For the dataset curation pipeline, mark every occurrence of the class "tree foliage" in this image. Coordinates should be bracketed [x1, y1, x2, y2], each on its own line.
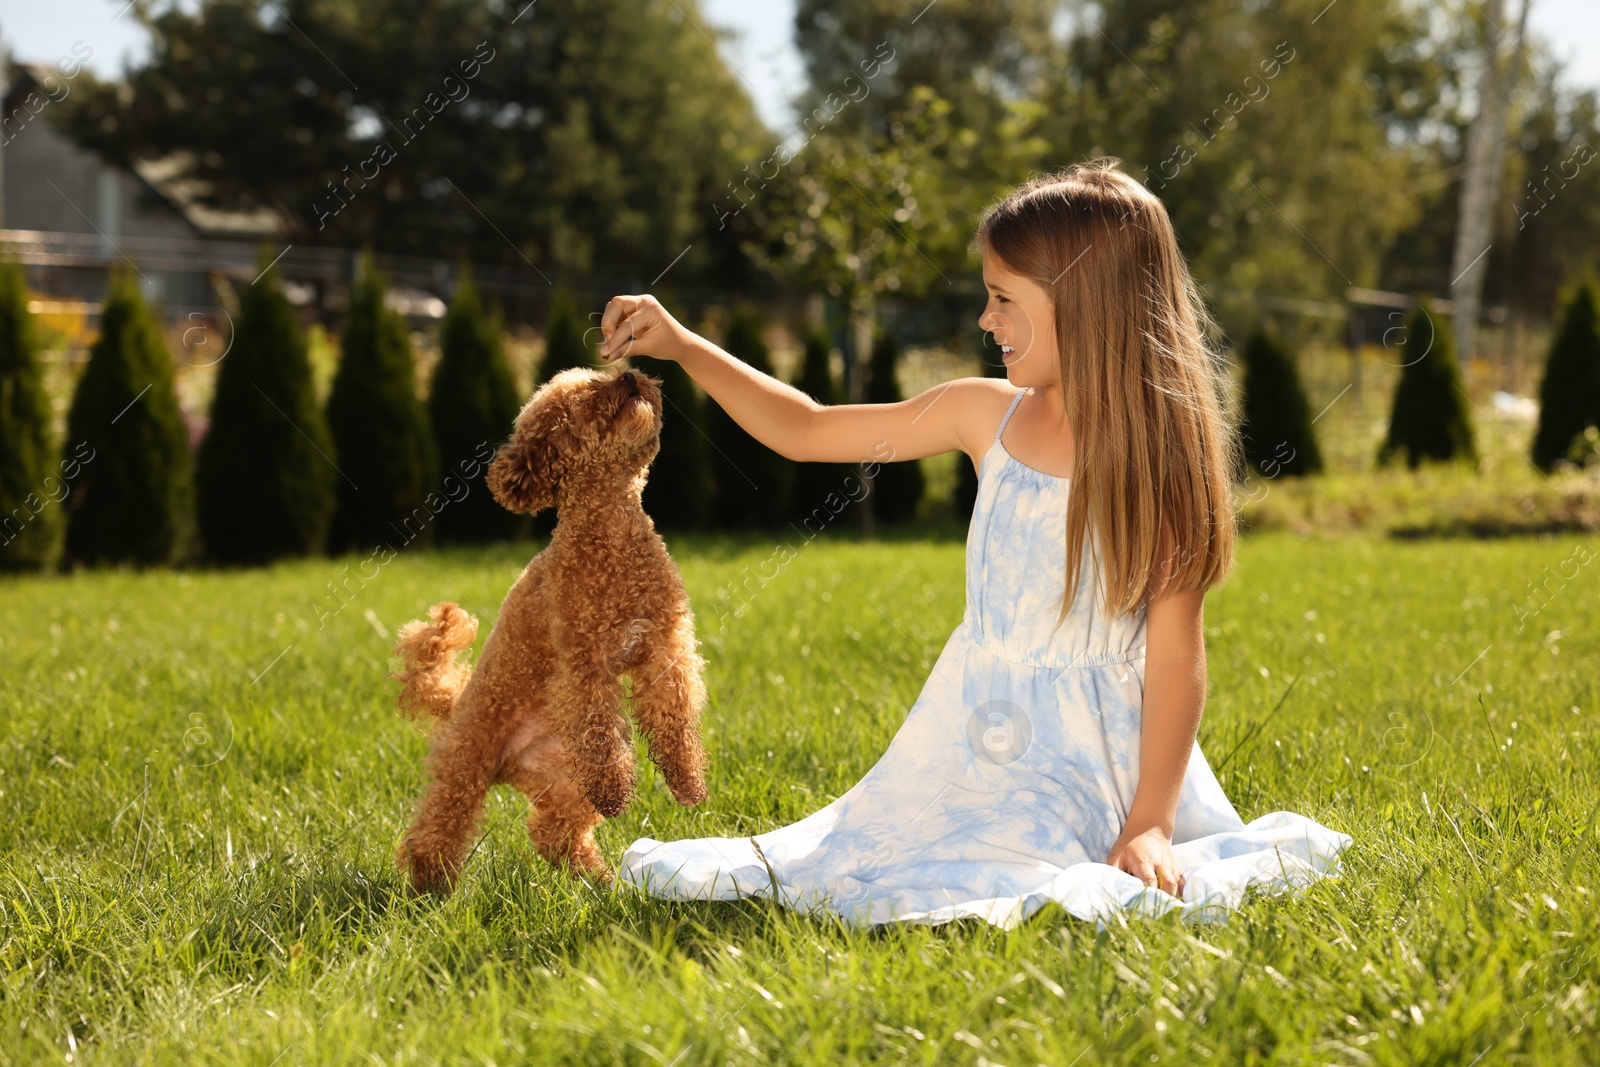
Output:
[787, 327, 854, 524]
[707, 309, 792, 529]
[197, 261, 337, 563]
[793, 0, 1056, 138]
[1531, 273, 1600, 472]
[1036, 0, 1422, 323]
[0, 259, 62, 572]
[63, 271, 194, 566]
[864, 328, 924, 523]
[326, 260, 438, 553]
[537, 292, 596, 383]
[1378, 302, 1477, 469]
[1237, 327, 1323, 479]
[639, 358, 713, 531]
[58, 0, 770, 284]
[429, 266, 526, 543]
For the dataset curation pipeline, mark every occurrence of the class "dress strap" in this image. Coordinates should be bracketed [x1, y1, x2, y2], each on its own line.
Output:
[994, 389, 1026, 443]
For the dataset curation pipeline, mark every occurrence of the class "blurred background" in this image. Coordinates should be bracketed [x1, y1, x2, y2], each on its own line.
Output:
[3, 0, 1600, 569]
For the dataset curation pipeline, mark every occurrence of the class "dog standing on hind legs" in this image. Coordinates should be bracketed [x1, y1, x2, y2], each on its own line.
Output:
[390, 366, 709, 895]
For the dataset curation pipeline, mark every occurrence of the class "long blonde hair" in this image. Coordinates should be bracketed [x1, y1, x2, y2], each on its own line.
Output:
[974, 158, 1239, 623]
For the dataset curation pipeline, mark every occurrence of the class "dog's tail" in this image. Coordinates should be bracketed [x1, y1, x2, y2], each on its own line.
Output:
[391, 601, 478, 721]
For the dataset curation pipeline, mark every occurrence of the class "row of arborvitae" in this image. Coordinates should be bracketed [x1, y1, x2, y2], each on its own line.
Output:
[0, 255, 534, 570]
[1236, 302, 1478, 478]
[1237, 276, 1600, 479]
[197, 257, 541, 565]
[637, 309, 924, 531]
[0, 256, 929, 572]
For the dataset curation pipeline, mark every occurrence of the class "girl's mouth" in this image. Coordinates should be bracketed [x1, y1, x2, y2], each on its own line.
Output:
[1000, 344, 1017, 362]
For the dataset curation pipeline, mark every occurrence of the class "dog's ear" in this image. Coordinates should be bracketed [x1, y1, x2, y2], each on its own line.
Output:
[487, 412, 571, 515]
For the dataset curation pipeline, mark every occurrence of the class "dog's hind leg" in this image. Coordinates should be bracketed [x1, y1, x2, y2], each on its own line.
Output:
[629, 612, 709, 807]
[398, 715, 505, 895]
[506, 735, 610, 882]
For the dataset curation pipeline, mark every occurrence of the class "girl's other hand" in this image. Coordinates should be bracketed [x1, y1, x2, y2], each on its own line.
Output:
[599, 294, 690, 364]
[1106, 824, 1187, 898]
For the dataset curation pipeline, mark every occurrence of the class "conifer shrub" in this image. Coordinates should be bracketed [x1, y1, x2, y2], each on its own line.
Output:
[429, 267, 527, 543]
[786, 327, 854, 526]
[864, 328, 926, 523]
[537, 290, 597, 382]
[707, 308, 793, 529]
[63, 270, 194, 566]
[0, 257, 63, 571]
[1237, 326, 1324, 479]
[1531, 273, 1600, 472]
[196, 261, 336, 564]
[326, 260, 439, 554]
[1377, 302, 1477, 470]
[637, 357, 713, 530]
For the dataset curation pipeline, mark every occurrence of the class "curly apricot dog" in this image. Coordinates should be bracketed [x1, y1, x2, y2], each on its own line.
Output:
[391, 366, 708, 894]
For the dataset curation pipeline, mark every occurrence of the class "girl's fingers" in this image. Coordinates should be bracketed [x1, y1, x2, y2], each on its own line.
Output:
[600, 296, 636, 342]
[599, 298, 641, 359]
[600, 298, 661, 361]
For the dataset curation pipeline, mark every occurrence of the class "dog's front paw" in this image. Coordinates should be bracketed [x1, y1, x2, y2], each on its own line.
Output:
[585, 780, 633, 825]
[668, 773, 708, 807]
[583, 772, 636, 818]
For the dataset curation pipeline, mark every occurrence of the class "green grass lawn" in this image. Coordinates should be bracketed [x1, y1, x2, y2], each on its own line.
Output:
[2, 530, 1596, 1065]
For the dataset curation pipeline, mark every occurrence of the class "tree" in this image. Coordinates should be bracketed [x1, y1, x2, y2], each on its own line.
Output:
[747, 87, 1034, 404]
[1237, 327, 1323, 479]
[1531, 273, 1600, 471]
[63, 270, 194, 566]
[706, 308, 792, 529]
[1449, 0, 1530, 361]
[1038, 0, 1423, 328]
[58, 0, 770, 286]
[429, 266, 526, 543]
[864, 328, 925, 523]
[537, 291, 596, 383]
[639, 358, 713, 531]
[526, 290, 596, 538]
[1377, 301, 1477, 469]
[1499, 81, 1600, 319]
[197, 260, 337, 564]
[792, 0, 1056, 138]
[787, 327, 854, 524]
[0, 258, 62, 572]
[326, 259, 438, 554]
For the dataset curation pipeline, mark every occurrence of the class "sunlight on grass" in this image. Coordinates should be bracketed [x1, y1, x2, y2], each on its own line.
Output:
[2, 531, 1596, 1064]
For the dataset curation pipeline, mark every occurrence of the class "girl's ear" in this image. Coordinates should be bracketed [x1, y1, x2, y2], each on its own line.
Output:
[487, 414, 569, 515]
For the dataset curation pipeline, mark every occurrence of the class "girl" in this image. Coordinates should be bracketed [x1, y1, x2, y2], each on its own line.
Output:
[597, 159, 1351, 927]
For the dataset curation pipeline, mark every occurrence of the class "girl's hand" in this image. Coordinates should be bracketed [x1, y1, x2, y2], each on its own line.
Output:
[599, 294, 692, 364]
[1106, 824, 1187, 897]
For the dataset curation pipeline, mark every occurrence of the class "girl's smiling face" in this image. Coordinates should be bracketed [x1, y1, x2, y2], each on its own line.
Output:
[978, 245, 1061, 390]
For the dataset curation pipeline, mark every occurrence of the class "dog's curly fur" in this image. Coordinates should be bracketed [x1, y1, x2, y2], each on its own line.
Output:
[391, 366, 709, 895]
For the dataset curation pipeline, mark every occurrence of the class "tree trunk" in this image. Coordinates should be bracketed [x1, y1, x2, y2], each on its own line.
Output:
[1450, 0, 1531, 362]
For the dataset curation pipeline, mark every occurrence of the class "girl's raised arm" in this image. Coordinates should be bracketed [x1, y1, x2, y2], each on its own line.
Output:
[599, 294, 1010, 468]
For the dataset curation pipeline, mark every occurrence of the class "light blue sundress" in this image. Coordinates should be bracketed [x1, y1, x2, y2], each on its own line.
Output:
[620, 387, 1353, 927]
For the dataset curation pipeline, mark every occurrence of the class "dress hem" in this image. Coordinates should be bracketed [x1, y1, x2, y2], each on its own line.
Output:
[617, 812, 1354, 931]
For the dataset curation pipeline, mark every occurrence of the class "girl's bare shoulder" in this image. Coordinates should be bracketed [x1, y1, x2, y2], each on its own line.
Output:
[937, 377, 1025, 460]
